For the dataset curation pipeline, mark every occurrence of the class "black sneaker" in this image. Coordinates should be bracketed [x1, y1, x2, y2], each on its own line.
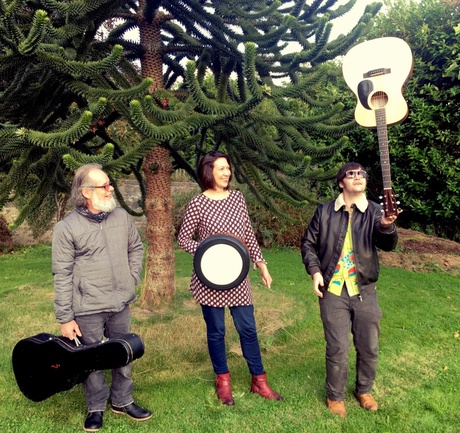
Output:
[111, 403, 152, 421]
[83, 411, 103, 432]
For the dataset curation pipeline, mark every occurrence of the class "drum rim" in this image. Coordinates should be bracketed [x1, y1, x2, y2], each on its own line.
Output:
[193, 234, 250, 290]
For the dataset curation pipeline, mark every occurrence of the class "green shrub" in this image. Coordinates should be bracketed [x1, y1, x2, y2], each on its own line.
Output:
[172, 186, 200, 239]
[244, 193, 316, 248]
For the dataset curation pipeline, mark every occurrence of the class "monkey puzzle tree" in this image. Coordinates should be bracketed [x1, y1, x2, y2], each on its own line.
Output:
[0, 0, 381, 306]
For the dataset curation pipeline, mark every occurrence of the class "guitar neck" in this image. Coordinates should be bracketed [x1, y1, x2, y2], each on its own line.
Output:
[375, 107, 393, 190]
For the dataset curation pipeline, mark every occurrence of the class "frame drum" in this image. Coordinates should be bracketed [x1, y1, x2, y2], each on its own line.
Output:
[193, 234, 250, 290]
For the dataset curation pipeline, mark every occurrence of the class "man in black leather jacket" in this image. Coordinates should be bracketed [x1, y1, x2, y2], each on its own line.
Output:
[301, 162, 398, 418]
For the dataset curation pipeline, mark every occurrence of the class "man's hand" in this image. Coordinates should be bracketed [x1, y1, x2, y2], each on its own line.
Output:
[60, 320, 82, 340]
[312, 272, 324, 298]
[381, 213, 398, 227]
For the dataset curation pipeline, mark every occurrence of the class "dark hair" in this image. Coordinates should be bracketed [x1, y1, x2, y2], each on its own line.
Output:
[198, 151, 233, 190]
[70, 163, 102, 207]
[336, 162, 365, 189]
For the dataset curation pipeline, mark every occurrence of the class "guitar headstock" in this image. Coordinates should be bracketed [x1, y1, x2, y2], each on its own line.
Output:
[381, 189, 401, 218]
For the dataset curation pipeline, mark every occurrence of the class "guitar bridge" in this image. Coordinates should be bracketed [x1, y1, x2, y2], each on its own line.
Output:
[363, 68, 391, 78]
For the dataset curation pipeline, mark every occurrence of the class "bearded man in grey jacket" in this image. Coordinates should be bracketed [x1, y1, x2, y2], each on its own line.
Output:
[52, 164, 151, 432]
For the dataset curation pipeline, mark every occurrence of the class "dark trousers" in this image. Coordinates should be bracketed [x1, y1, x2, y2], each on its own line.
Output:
[76, 306, 133, 412]
[319, 286, 382, 401]
[201, 305, 264, 376]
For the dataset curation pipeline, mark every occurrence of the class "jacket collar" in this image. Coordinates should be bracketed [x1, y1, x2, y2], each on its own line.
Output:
[334, 192, 368, 213]
[76, 206, 109, 223]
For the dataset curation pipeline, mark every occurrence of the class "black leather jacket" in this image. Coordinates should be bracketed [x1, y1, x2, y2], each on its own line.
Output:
[300, 198, 398, 292]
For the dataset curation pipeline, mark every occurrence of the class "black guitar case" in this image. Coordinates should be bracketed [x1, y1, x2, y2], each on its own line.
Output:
[12, 332, 144, 402]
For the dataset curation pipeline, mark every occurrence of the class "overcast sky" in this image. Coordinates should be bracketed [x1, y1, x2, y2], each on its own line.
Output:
[330, 0, 379, 39]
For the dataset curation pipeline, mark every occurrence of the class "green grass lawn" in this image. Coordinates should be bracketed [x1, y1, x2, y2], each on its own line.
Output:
[0, 244, 459, 432]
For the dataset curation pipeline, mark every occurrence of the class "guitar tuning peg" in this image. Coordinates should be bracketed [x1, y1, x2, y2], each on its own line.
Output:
[396, 201, 400, 205]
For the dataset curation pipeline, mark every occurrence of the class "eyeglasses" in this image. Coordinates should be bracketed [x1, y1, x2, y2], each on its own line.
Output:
[344, 170, 367, 179]
[89, 182, 112, 191]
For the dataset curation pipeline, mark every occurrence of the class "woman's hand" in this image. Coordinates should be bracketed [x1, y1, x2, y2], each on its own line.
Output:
[257, 261, 272, 288]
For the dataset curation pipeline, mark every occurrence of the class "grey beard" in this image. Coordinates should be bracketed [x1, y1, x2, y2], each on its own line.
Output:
[92, 195, 117, 213]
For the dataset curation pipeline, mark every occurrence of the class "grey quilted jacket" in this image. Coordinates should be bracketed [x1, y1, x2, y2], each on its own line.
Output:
[52, 207, 143, 324]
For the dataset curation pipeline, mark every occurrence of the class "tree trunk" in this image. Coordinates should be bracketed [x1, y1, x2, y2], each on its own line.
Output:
[141, 146, 175, 306]
[0, 214, 13, 250]
[138, 6, 175, 307]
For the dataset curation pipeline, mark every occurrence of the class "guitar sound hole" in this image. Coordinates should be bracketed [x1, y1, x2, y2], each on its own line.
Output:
[370, 91, 388, 109]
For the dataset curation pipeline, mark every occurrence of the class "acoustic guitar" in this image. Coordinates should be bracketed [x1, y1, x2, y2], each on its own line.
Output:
[12, 332, 144, 402]
[342, 37, 413, 217]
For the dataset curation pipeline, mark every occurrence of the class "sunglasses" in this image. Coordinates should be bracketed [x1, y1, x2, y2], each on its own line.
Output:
[344, 170, 367, 179]
[90, 182, 113, 191]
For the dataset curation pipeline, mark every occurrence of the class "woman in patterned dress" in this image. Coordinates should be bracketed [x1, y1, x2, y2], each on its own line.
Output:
[178, 151, 283, 405]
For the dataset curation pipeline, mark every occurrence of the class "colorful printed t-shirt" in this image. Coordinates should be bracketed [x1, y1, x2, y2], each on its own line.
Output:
[328, 210, 360, 297]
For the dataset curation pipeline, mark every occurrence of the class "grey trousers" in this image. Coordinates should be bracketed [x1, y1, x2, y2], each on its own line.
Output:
[319, 286, 382, 401]
[76, 305, 134, 412]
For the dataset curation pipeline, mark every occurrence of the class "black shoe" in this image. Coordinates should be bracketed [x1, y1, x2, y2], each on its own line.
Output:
[83, 411, 103, 432]
[111, 402, 152, 421]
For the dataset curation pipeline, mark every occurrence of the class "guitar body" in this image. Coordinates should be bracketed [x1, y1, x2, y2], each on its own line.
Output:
[342, 37, 413, 128]
[342, 37, 413, 217]
[12, 333, 144, 402]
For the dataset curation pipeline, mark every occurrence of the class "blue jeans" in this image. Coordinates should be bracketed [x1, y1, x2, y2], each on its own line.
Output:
[319, 286, 382, 401]
[76, 306, 134, 412]
[201, 305, 264, 376]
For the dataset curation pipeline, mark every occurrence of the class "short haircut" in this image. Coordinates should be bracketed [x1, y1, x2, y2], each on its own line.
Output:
[198, 151, 233, 190]
[70, 163, 102, 208]
[336, 162, 365, 189]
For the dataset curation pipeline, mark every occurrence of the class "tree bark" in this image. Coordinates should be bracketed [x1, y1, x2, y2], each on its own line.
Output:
[138, 6, 175, 306]
[141, 146, 175, 306]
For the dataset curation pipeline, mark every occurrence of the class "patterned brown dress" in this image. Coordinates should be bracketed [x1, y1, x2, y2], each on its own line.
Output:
[178, 190, 266, 307]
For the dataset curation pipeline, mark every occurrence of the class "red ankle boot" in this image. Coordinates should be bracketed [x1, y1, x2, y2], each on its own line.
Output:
[215, 372, 234, 405]
[250, 372, 283, 401]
